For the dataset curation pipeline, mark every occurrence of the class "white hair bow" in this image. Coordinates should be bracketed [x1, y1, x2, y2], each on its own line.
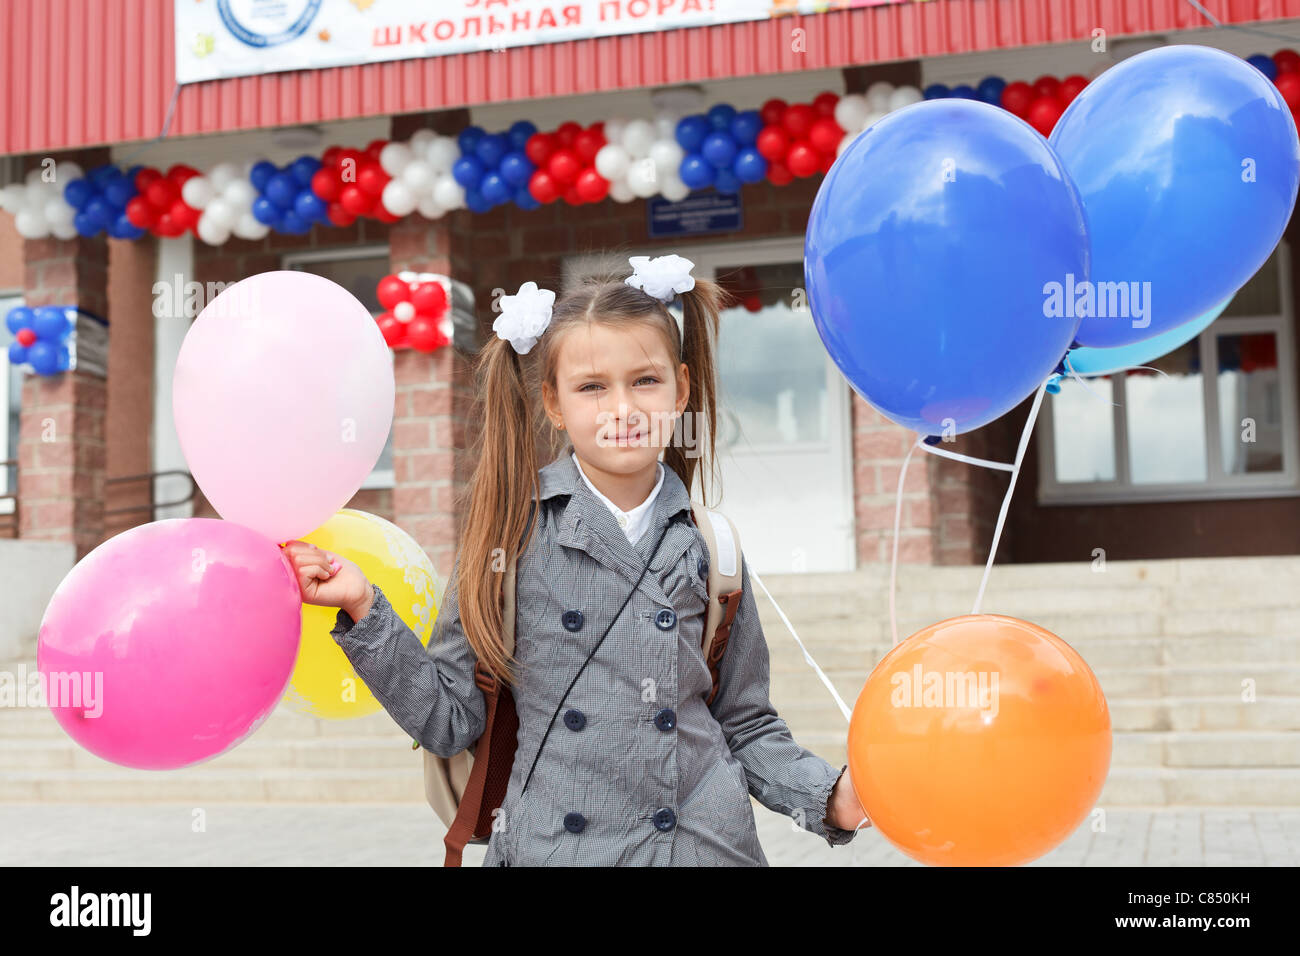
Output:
[493, 281, 556, 354]
[625, 254, 696, 302]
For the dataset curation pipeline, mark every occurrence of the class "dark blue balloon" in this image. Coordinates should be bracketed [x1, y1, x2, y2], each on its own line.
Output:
[73, 211, 100, 237]
[508, 120, 538, 151]
[676, 116, 709, 152]
[708, 103, 737, 131]
[7, 342, 27, 365]
[279, 209, 311, 234]
[458, 126, 486, 154]
[1247, 53, 1278, 81]
[950, 84, 977, 99]
[125, 164, 144, 181]
[679, 153, 715, 189]
[28, 341, 60, 376]
[733, 147, 767, 183]
[112, 213, 145, 239]
[498, 151, 534, 187]
[5, 307, 34, 334]
[103, 177, 136, 209]
[83, 197, 113, 229]
[464, 188, 492, 214]
[56, 344, 70, 372]
[452, 155, 486, 189]
[250, 161, 278, 191]
[923, 83, 950, 99]
[805, 98, 1090, 435]
[514, 186, 541, 210]
[33, 306, 69, 341]
[63, 179, 94, 209]
[1050, 45, 1300, 347]
[290, 156, 322, 187]
[701, 132, 738, 169]
[977, 75, 1007, 104]
[252, 196, 280, 225]
[730, 110, 763, 147]
[713, 169, 741, 194]
[265, 172, 298, 210]
[294, 190, 327, 222]
[475, 133, 509, 169]
[87, 165, 118, 187]
[479, 171, 511, 205]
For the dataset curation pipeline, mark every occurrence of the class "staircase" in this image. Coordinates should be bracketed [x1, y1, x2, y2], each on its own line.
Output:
[1, 555, 1297, 805]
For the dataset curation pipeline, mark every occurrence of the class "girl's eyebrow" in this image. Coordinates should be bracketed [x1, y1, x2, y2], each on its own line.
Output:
[567, 364, 663, 383]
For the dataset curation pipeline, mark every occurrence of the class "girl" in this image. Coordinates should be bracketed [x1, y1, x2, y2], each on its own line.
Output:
[281, 253, 869, 866]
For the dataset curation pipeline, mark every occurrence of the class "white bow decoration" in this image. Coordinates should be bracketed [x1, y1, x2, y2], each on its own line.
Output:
[493, 281, 556, 354]
[625, 254, 696, 302]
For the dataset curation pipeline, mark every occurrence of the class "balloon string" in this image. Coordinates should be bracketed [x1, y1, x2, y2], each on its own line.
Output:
[890, 437, 921, 648]
[916, 441, 1015, 472]
[1060, 352, 1172, 408]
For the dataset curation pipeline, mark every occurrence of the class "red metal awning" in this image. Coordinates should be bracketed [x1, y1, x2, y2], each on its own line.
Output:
[3, 0, 1299, 156]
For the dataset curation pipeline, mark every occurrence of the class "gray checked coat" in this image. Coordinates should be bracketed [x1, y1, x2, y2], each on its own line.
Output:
[330, 442, 858, 865]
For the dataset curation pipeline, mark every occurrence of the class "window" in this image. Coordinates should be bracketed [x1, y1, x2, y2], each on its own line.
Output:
[1039, 245, 1300, 504]
[284, 249, 394, 489]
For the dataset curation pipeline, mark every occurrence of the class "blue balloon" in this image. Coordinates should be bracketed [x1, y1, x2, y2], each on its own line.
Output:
[1049, 44, 1300, 348]
[730, 110, 763, 146]
[480, 171, 511, 204]
[805, 98, 1091, 436]
[112, 213, 145, 239]
[923, 83, 950, 99]
[250, 161, 278, 191]
[56, 344, 70, 372]
[290, 156, 321, 186]
[977, 75, 1007, 104]
[701, 131, 738, 169]
[279, 210, 310, 234]
[73, 211, 100, 237]
[708, 103, 737, 131]
[33, 306, 70, 340]
[498, 151, 533, 187]
[28, 341, 60, 376]
[676, 116, 709, 152]
[7, 342, 27, 365]
[103, 177, 136, 209]
[1247, 53, 1278, 82]
[464, 188, 493, 214]
[265, 172, 299, 210]
[87, 165, 118, 187]
[458, 126, 486, 154]
[950, 84, 977, 99]
[714, 168, 741, 194]
[733, 147, 767, 183]
[294, 190, 327, 222]
[508, 120, 538, 151]
[83, 197, 113, 229]
[5, 307, 34, 333]
[252, 196, 280, 225]
[514, 186, 541, 210]
[475, 133, 509, 168]
[452, 155, 486, 189]
[63, 178, 94, 209]
[679, 153, 715, 189]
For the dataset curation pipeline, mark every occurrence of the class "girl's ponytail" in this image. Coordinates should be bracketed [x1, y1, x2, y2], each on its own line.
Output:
[666, 278, 725, 509]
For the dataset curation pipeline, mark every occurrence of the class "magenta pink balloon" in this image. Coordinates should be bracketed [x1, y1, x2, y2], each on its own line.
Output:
[172, 270, 396, 543]
[37, 519, 303, 770]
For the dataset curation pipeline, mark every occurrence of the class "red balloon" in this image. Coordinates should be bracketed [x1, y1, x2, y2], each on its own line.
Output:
[742, 293, 762, 313]
[808, 117, 844, 155]
[548, 148, 582, 185]
[573, 128, 605, 164]
[563, 182, 584, 205]
[589, 121, 605, 138]
[326, 202, 355, 227]
[125, 196, 158, 228]
[554, 121, 582, 148]
[529, 169, 560, 204]
[782, 103, 816, 139]
[525, 132, 556, 167]
[767, 159, 793, 186]
[311, 167, 343, 202]
[1000, 81, 1034, 118]
[377, 275, 412, 311]
[377, 313, 406, 348]
[786, 140, 820, 178]
[337, 147, 365, 167]
[357, 161, 388, 196]
[406, 315, 444, 352]
[812, 91, 839, 116]
[154, 211, 183, 237]
[322, 145, 344, 166]
[575, 168, 610, 203]
[339, 184, 374, 216]
[1275, 73, 1300, 111]
[372, 205, 401, 223]
[1026, 95, 1064, 136]
[1276, 49, 1300, 74]
[818, 150, 836, 174]
[365, 139, 388, 160]
[1032, 75, 1060, 100]
[760, 98, 788, 126]
[146, 178, 179, 209]
[169, 199, 199, 230]
[411, 281, 448, 317]
[133, 167, 162, 195]
[16, 328, 36, 347]
[167, 164, 199, 185]
[755, 125, 790, 161]
[1059, 74, 1088, 105]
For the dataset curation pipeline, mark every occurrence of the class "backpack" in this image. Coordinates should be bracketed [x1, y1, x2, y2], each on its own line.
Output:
[419, 501, 744, 867]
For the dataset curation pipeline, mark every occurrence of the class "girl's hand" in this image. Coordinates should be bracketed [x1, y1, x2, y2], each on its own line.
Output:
[826, 765, 872, 832]
[279, 541, 374, 622]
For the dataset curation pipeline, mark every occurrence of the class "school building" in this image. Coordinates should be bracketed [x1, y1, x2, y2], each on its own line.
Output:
[1, 0, 1298, 817]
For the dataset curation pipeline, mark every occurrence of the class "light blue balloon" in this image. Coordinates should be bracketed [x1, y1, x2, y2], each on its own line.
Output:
[1049, 45, 1300, 349]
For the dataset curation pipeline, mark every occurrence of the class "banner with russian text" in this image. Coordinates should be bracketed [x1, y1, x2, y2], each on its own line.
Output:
[174, 0, 932, 85]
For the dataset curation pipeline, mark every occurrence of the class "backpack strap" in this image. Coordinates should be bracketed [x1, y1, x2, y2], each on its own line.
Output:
[441, 500, 534, 867]
[689, 504, 744, 708]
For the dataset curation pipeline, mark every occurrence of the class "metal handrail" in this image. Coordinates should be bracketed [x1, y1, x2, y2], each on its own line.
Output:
[104, 469, 197, 522]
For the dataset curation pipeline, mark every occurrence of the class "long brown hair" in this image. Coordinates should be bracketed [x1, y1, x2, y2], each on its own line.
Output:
[452, 269, 727, 687]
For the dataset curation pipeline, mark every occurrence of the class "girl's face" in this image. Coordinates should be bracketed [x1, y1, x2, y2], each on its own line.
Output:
[543, 319, 689, 476]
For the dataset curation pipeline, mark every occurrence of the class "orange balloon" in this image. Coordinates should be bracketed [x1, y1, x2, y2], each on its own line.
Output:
[848, 614, 1110, 866]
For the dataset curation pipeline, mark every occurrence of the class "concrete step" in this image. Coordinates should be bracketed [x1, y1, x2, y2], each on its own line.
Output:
[0, 768, 427, 803]
[0, 736, 416, 771]
[0, 702, 408, 740]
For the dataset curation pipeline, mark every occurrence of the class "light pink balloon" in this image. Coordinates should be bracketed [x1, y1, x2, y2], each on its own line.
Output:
[37, 519, 303, 770]
[173, 270, 395, 543]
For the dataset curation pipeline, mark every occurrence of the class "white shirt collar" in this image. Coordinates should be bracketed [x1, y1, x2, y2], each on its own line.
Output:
[571, 452, 665, 545]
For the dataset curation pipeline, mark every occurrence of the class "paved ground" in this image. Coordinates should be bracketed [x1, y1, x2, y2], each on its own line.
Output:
[3, 803, 1298, 866]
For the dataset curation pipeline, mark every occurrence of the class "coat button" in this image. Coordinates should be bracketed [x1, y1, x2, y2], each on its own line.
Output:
[564, 708, 586, 731]
[563, 811, 587, 834]
[654, 608, 676, 630]
[654, 708, 676, 731]
[562, 609, 584, 631]
[697, 556, 708, 579]
[653, 807, 677, 831]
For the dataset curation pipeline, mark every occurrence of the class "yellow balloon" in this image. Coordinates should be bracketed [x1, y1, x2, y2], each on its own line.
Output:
[284, 508, 443, 719]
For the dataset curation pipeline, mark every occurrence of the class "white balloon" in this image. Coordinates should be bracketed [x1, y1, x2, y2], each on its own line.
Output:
[181, 176, 215, 209]
[401, 159, 434, 192]
[432, 174, 464, 209]
[382, 180, 417, 217]
[380, 142, 413, 176]
[834, 93, 870, 133]
[43, 196, 75, 228]
[888, 85, 923, 111]
[660, 176, 691, 203]
[866, 81, 895, 112]
[51, 221, 79, 240]
[15, 209, 46, 237]
[24, 184, 52, 213]
[223, 178, 256, 208]
[594, 143, 631, 181]
[205, 198, 239, 230]
[196, 214, 231, 246]
[654, 111, 681, 140]
[25, 167, 45, 187]
[426, 136, 460, 172]
[626, 158, 659, 198]
[54, 161, 84, 185]
[608, 179, 636, 203]
[621, 119, 656, 159]
[234, 211, 269, 240]
[416, 195, 445, 220]
[208, 162, 238, 192]
[860, 110, 889, 133]
[603, 117, 628, 148]
[0, 184, 24, 212]
[394, 302, 416, 321]
[649, 139, 684, 174]
[409, 129, 436, 153]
